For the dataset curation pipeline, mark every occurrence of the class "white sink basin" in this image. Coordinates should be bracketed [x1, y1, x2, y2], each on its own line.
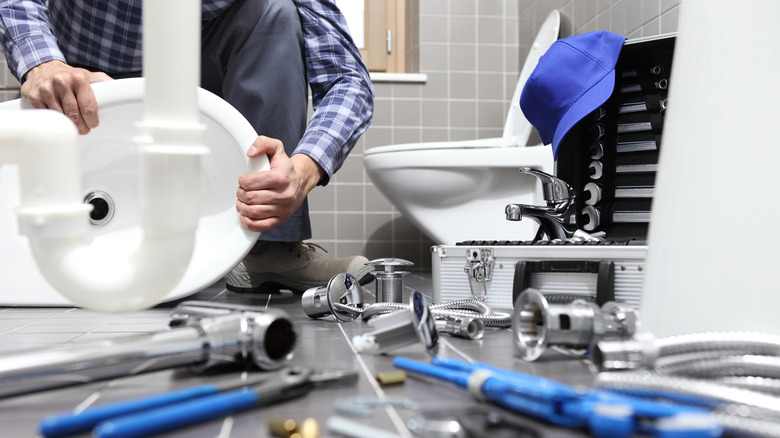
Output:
[0, 78, 265, 306]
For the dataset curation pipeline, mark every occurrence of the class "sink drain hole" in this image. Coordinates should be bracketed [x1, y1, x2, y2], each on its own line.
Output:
[83, 191, 115, 226]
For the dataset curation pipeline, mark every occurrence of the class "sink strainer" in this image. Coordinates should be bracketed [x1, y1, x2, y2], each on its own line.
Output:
[83, 190, 115, 226]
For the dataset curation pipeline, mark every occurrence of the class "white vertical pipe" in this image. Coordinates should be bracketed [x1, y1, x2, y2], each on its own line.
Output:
[640, 0, 780, 336]
[142, 0, 200, 124]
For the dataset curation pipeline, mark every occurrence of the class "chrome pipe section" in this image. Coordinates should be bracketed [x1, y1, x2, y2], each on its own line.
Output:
[168, 301, 297, 371]
[513, 288, 638, 361]
[0, 328, 205, 399]
[0, 301, 296, 399]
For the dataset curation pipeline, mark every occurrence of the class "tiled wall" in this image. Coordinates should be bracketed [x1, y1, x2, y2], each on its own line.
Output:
[0, 0, 681, 271]
[0, 59, 20, 101]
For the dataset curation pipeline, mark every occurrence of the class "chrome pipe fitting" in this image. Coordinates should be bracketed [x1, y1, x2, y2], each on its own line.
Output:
[0, 301, 296, 399]
[593, 333, 659, 371]
[366, 258, 413, 303]
[301, 285, 331, 318]
[352, 290, 439, 356]
[301, 272, 365, 321]
[435, 316, 484, 340]
[512, 288, 638, 361]
[169, 301, 296, 371]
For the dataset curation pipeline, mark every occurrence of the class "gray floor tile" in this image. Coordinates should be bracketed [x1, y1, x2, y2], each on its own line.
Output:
[0, 273, 595, 437]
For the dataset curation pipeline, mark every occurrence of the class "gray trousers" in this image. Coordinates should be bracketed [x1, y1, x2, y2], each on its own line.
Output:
[201, 0, 310, 244]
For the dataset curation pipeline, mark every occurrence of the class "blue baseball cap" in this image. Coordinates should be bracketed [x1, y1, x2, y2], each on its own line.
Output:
[520, 31, 626, 159]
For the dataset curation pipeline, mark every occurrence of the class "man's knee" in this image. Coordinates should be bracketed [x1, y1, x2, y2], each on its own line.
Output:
[263, 0, 299, 20]
[240, 0, 301, 34]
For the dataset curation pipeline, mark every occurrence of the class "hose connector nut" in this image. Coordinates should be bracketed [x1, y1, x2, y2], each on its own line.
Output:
[594, 332, 658, 372]
[436, 316, 485, 340]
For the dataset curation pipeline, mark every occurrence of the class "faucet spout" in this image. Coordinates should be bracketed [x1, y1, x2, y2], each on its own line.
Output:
[505, 168, 578, 240]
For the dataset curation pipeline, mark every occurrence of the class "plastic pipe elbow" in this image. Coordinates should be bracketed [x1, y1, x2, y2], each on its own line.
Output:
[4, 110, 91, 237]
[26, 234, 197, 313]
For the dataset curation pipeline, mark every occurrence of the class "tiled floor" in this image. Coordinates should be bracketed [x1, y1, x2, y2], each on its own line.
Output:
[0, 273, 594, 438]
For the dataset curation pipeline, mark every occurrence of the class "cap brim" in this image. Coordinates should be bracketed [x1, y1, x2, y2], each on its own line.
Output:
[551, 69, 616, 159]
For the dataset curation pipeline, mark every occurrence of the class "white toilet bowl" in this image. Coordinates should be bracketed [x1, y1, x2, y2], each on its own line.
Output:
[364, 11, 560, 245]
[0, 78, 263, 306]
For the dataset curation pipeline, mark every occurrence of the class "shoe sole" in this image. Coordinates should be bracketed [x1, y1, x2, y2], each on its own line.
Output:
[226, 270, 375, 295]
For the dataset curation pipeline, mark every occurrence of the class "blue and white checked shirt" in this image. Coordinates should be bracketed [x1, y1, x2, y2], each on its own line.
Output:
[0, 0, 373, 182]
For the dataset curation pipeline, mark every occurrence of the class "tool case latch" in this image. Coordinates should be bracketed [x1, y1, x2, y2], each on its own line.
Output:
[463, 248, 494, 300]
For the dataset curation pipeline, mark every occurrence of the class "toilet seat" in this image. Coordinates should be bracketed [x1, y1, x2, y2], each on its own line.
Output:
[365, 9, 561, 159]
[365, 137, 519, 155]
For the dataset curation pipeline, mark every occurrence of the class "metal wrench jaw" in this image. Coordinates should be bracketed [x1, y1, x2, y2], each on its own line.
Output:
[307, 368, 360, 389]
[246, 367, 314, 406]
[251, 367, 359, 406]
[505, 168, 578, 240]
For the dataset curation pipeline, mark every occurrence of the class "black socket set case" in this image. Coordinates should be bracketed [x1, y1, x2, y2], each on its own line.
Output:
[432, 34, 675, 311]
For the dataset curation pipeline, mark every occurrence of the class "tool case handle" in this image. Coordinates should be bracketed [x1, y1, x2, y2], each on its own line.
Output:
[512, 260, 615, 306]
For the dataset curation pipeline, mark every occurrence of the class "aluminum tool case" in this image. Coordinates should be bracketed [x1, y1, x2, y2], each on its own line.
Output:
[432, 243, 647, 311]
[432, 34, 675, 311]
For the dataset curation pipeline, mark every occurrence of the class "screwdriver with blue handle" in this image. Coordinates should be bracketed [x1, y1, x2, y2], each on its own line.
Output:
[39, 367, 356, 438]
[393, 357, 723, 438]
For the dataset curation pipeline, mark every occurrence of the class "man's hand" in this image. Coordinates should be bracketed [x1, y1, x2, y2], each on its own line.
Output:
[21, 60, 113, 135]
[237, 136, 326, 232]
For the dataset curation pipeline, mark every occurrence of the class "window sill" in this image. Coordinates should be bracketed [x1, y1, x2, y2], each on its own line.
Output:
[369, 72, 427, 83]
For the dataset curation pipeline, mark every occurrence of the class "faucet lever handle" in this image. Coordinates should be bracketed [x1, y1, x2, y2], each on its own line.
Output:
[518, 167, 575, 204]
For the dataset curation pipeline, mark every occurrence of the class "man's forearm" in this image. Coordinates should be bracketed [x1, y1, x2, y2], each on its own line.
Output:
[291, 152, 327, 194]
[294, 0, 374, 185]
[0, 0, 64, 82]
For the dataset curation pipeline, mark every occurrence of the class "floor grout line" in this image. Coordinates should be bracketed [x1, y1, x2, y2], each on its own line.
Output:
[217, 416, 234, 438]
[337, 323, 411, 438]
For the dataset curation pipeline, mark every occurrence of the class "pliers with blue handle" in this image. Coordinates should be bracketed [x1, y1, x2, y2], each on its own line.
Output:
[394, 356, 724, 438]
[39, 366, 357, 438]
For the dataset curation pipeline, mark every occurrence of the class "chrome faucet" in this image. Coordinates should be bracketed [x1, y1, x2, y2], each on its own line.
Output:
[505, 167, 578, 240]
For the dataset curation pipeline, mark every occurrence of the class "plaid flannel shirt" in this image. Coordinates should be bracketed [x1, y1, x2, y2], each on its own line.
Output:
[0, 0, 372, 181]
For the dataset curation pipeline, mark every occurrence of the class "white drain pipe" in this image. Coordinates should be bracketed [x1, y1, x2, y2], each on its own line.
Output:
[0, 0, 207, 313]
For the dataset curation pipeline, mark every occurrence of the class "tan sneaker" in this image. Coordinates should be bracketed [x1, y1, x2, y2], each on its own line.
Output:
[225, 242, 375, 294]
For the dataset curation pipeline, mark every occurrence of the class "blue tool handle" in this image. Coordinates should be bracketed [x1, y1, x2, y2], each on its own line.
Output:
[39, 385, 219, 437]
[92, 387, 260, 438]
[432, 357, 579, 397]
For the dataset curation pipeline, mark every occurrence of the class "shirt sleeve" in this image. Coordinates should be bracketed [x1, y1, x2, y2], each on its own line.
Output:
[0, 0, 65, 82]
[294, 0, 374, 186]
